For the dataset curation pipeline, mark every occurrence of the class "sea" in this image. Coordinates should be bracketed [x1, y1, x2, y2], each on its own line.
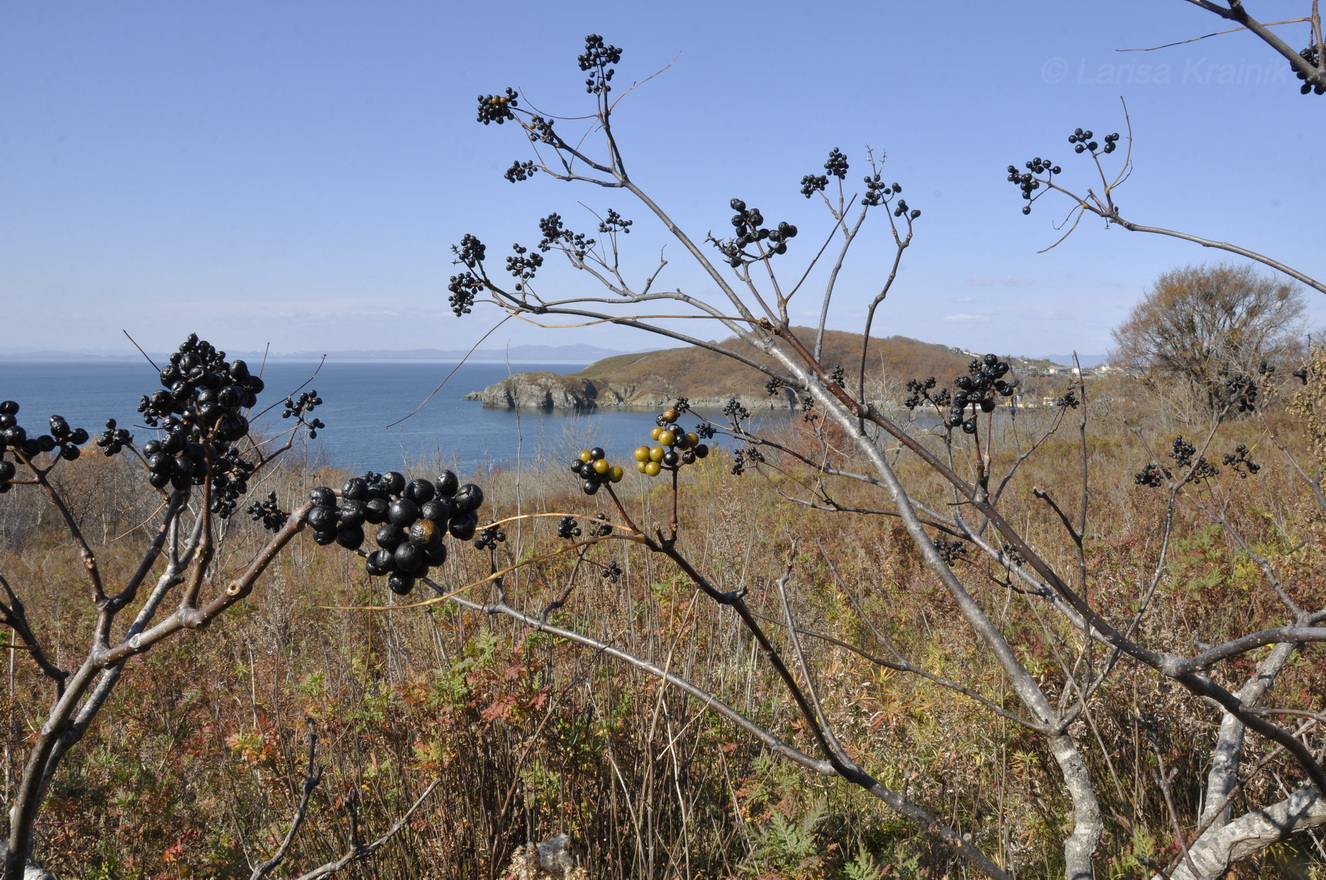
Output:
[0, 359, 784, 478]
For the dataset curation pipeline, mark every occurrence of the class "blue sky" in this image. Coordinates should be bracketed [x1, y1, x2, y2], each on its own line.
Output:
[3, 2, 1323, 360]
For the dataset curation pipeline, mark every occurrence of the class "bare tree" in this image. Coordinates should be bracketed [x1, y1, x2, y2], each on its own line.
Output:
[438, 29, 1326, 880]
[1111, 262, 1306, 415]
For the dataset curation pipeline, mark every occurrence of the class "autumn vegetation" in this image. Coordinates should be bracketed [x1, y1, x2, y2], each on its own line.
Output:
[0, 349, 1321, 879]
[5, 4, 1326, 879]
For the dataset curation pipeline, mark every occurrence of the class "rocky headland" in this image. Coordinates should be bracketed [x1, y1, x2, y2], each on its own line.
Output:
[464, 330, 991, 411]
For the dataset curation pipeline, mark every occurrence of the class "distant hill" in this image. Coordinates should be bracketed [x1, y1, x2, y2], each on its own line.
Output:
[464, 329, 1039, 411]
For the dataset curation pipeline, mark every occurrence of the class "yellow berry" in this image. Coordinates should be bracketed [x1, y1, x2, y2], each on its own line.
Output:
[658, 430, 676, 447]
[633, 445, 651, 462]
[644, 460, 662, 477]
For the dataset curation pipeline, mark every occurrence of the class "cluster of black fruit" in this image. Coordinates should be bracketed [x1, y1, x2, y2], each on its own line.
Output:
[121, 335, 280, 516]
[0, 402, 93, 493]
[1295, 45, 1325, 95]
[1223, 444, 1261, 478]
[631, 406, 710, 477]
[298, 470, 486, 596]
[722, 397, 751, 424]
[904, 376, 947, 410]
[933, 537, 967, 566]
[1007, 159, 1060, 215]
[556, 512, 613, 542]
[538, 213, 594, 260]
[1135, 435, 1220, 488]
[862, 175, 914, 213]
[1009, 129, 1118, 215]
[476, 87, 518, 125]
[1068, 128, 1118, 155]
[800, 148, 850, 197]
[728, 444, 764, 477]
[556, 513, 618, 582]
[447, 234, 489, 316]
[1054, 389, 1080, 409]
[715, 199, 797, 268]
[0, 404, 90, 461]
[578, 34, 622, 95]
[506, 243, 544, 292]
[282, 391, 325, 438]
[1222, 372, 1259, 414]
[598, 208, 632, 236]
[570, 447, 625, 496]
[906, 356, 1017, 434]
[505, 159, 537, 183]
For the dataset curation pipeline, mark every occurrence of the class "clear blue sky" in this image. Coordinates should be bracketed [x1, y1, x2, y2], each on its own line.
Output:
[3, 2, 1323, 360]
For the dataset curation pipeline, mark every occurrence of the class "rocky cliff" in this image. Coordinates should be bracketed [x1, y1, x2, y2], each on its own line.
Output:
[463, 329, 986, 411]
[462, 371, 793, 411]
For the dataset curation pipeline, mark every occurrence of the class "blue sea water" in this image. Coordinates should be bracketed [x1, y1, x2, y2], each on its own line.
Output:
[0, 359, 776, 477]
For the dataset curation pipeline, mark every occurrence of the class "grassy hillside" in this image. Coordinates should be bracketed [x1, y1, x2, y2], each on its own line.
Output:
[567, 329, 986, 402]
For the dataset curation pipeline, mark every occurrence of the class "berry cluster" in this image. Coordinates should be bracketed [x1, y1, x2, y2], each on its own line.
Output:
[1009, 128, 1117, 215]
[505, 160, 537, 183]
[557, 515, 581, 539]
[0, 402, 93, 492]
[1222, 373, 1259, 413]
[578, 34, 622, 95]
[906, 356, 1017, 434]
[1068, 128, 1118, 155]
[946, 356, 1017, 432]
[933, 537, 967, 566]
[538, 213, 594, 260]
[1007, 159, 1060, 215]
[728, 444, 764, 477]
[723, 398, 751, 423]
[903, 377, 946, 410]
[631, 407, 710, 477]
[1134, 435, 1221, 488]
[281, 391, 325, 437]
[715, 198, 797, 268]
[476, 88, 518, 125]
[597, 209, 632, 236]
[137, 335, 264, 440]
[569, 447, 625, 496]
[247, 491, 288, 531]
[96, 421, 133, 455]
[298, 470, 486, 596]
[474, 519, 507, 551]
[861, 176, 911, 211]
[132, 335, 276, 516]
[1133, 462, 1172, 488]
[1222, 444, 1261, 478]
[800, 148, 849, 197]
[447, 234, 490, 316]
[1295, 45, 1325, 95]
[506, 243, 544, 291]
